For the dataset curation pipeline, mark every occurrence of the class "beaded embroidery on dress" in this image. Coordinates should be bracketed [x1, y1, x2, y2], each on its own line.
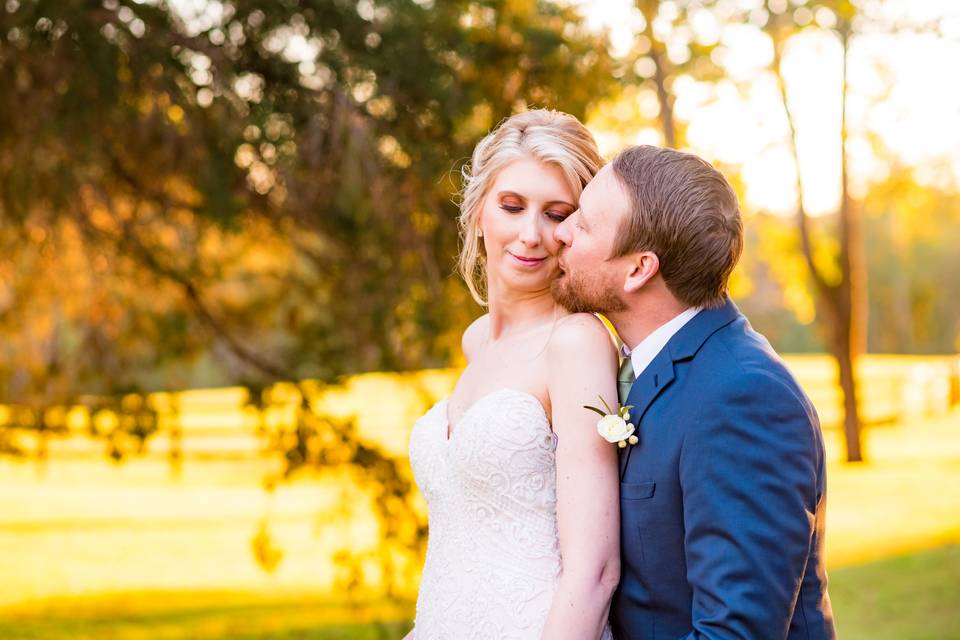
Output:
[408, 388, 614, 639]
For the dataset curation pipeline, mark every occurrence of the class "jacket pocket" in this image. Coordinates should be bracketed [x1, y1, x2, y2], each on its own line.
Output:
[620, 480, 656, 500]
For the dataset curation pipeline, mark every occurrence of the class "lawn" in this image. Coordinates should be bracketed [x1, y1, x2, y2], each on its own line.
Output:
[830, 544, 960, 639]
[0, 596, 414, 640]
[0, 545, 957, 639]
[1, 397, 958, 638]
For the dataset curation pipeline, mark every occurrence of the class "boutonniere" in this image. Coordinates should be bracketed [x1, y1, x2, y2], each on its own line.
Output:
[584, 396, 638, 448]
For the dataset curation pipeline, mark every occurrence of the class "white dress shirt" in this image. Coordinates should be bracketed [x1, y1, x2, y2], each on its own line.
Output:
[623, 307, 701, 378]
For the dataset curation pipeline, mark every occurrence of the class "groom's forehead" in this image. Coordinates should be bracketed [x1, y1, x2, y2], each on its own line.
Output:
[582, 166, 627, 221]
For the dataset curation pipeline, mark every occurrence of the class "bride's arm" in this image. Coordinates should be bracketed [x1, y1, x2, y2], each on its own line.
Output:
[540, 314, 621, 640]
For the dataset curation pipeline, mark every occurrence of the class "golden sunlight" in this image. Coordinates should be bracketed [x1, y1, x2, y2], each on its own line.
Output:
[573, 0, 960, 215]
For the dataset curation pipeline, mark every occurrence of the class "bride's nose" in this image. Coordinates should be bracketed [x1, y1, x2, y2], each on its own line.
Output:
[519, 212, 543, 247]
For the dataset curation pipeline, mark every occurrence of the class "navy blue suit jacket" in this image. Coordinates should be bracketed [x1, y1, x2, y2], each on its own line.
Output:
[611, 298, 835, 639]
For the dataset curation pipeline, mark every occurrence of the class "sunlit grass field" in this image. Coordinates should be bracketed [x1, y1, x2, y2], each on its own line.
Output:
[1, 546, 957, 639]
[1, 356, 958, 638]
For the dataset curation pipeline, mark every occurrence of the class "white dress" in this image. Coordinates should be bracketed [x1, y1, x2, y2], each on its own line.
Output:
[408, 388, 614, 639]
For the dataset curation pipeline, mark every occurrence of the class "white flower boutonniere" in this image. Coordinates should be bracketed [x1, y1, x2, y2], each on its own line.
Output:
[584, 396, 638, 449]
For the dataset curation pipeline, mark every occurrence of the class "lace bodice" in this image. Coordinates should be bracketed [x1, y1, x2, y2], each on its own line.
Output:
[408, 388, 613, 639]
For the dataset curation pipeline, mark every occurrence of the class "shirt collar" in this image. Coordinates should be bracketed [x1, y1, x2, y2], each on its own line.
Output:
[626, 307, 701, 378]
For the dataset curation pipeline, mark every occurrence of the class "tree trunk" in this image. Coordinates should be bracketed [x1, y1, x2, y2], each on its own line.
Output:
[835, 25, 866, 462]
[832, 293, 864, 462]
[771, 17, 865, 462]
[637, 0, 677, 147]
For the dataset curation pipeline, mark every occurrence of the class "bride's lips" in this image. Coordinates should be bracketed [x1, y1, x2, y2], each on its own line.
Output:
[508, 251, 548, 268]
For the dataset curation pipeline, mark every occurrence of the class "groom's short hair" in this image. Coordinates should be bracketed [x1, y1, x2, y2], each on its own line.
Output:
[610, 145, 743, 309]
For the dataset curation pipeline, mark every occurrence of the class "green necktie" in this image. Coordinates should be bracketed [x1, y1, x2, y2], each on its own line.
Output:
[618, 354, 636, 406]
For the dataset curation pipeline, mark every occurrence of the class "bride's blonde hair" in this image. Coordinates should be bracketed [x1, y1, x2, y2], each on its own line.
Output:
[457, 109, 603, 306]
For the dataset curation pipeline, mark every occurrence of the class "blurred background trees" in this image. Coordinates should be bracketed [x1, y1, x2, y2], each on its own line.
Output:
[2, 0, 959, 463]
[587, 0, 959, 461]
[0, 0, 615, 403]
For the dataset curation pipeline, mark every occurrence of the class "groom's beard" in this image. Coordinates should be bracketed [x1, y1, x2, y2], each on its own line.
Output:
[551, 270, 627, 314]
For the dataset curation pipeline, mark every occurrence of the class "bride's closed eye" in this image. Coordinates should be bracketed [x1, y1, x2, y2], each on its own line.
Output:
[500, 205, 569, 223]
[498, 194, 572, 223]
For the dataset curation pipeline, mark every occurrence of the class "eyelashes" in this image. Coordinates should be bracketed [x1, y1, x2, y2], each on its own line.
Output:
[499, 204, 570, 222]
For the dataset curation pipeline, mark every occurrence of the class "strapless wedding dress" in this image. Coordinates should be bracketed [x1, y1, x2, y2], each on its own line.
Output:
[408, 388, 613, 639]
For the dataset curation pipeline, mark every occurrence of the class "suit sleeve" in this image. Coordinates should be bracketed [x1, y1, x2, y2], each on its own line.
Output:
[679, 369, 821, 639]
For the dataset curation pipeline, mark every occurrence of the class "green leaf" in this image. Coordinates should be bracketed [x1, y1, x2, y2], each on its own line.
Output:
[583, 405, 607, 418]
[598, 395, 614, 415]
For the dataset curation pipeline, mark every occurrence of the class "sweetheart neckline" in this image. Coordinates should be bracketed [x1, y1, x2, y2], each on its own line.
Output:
[441, 388, 549, 443]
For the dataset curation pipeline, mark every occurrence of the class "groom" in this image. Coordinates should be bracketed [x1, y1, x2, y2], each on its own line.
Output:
[553, 146, 835, 639]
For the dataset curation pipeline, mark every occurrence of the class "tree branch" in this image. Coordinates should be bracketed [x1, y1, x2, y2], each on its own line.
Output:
[637, 0, 676, 147]
[73, 195, 293, 381]
[771, 30, 834, 301]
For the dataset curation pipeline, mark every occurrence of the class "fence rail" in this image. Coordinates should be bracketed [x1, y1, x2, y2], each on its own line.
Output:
[1, 354, 958, 462]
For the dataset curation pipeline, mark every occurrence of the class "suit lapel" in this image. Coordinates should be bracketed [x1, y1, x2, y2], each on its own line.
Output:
[619, 350, 675, 478]
[618, 298, 742, 479]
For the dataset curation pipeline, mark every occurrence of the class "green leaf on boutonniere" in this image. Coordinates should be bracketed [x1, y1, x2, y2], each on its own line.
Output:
[598, 395, 615, 415]
[583, 405, 607, 418]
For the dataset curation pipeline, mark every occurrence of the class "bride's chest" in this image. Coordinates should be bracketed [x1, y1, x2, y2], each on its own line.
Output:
[409, 391, 558, 503]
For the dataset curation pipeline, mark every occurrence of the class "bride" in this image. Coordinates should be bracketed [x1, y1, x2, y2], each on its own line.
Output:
[406, 110, 619, 639]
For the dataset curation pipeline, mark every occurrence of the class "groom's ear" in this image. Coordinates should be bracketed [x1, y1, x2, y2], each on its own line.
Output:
[623, 252, 660, 293]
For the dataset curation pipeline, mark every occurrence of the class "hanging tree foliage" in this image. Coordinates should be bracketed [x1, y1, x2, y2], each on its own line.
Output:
[0, 0, 618, 401]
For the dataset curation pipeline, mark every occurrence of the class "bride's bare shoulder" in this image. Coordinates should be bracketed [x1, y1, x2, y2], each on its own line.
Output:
[550, 313, 618, 358]
[462, 314, 490, 362]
